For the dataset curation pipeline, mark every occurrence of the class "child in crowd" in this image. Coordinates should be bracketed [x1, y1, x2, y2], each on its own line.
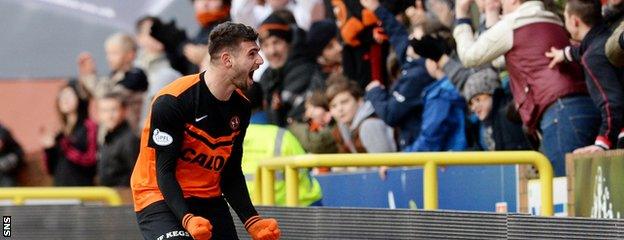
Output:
[289, 91, 338, 174]
[96, 92, 140, 187]
[403, 59, 467, 151]
[326, 73, 396, 154]
[463, 69, 532, 151]
[289, 91, 338, 155]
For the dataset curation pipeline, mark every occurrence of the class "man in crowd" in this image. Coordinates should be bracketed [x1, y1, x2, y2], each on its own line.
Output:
[258, 12, 316, 126]
[452, 0, 600, 176]
[150, 0, 233, 75]
[77, 33, 149, 133]
[546, 0, 624, 152]
[306, 19, 343, 91]
[135, 16, 182, 127]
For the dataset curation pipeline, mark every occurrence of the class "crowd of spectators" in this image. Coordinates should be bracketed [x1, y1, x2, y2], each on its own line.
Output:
[2, 0, 624, 203]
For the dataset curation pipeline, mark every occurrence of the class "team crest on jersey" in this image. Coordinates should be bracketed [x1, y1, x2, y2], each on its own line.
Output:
[153, 129, 173, 146]
[230, 116, 240, 130]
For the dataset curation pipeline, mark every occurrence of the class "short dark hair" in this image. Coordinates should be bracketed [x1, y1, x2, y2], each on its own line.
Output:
[306, 91, 329, 110]
[566, 0, 602, 26]
[325, 73, 363, 102]
[208, 22, 258, 62]
[99, 92, 128, 108]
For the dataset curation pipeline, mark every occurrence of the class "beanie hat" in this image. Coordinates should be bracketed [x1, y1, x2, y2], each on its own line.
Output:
[307, 20, 338, 57]
[259, 13, 292, 43]
[462, 68, 500, 101]
[118, 68, 148, 93]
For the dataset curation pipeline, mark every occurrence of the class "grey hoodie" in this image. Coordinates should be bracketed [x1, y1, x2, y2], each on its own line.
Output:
[337, 101, 397, 153]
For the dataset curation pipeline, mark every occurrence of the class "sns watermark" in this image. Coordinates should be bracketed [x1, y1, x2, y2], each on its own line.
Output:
[2, 216, 10, 237]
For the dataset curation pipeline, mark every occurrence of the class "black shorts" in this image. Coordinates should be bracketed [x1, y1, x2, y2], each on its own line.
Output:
[136, 197, 239, 240]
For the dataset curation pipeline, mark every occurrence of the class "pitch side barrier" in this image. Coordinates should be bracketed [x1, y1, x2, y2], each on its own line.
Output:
[256, 151, 554, 216]
[2, 206, 623, 239]
[0, 187, 122, 206]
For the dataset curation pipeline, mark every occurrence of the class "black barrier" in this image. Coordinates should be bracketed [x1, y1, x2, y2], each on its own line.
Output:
[1, 205, 623, 239]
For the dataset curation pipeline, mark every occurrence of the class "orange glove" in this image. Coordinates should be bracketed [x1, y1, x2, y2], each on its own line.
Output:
[182, 213, 212, 240]
[245, 216, 281, 240]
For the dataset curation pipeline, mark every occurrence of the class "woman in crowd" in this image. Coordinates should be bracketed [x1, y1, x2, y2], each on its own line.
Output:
[41, 81, 98, 186]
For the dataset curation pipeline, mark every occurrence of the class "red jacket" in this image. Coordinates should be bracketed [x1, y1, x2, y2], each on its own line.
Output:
[504, 22, 587, 132]
[453, 1, 588, 132]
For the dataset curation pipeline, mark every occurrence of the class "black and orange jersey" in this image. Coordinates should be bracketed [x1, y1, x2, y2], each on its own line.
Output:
[130, 71, 257, 223]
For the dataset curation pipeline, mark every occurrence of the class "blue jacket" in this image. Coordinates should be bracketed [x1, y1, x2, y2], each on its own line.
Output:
[366, 6, 435, 150]
[405, 78, 467, 152]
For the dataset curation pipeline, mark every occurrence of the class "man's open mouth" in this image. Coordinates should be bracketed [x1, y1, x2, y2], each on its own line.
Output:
[248, 69, 254, 80]
[248, 65, 260, 80]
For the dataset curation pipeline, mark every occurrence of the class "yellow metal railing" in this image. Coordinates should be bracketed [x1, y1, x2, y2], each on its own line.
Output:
[255, 151, 554, 216]
[0, 187, 123, 206]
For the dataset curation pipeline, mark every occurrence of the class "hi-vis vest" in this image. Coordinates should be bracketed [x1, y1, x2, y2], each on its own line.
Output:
[242, 124, 322, 206]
